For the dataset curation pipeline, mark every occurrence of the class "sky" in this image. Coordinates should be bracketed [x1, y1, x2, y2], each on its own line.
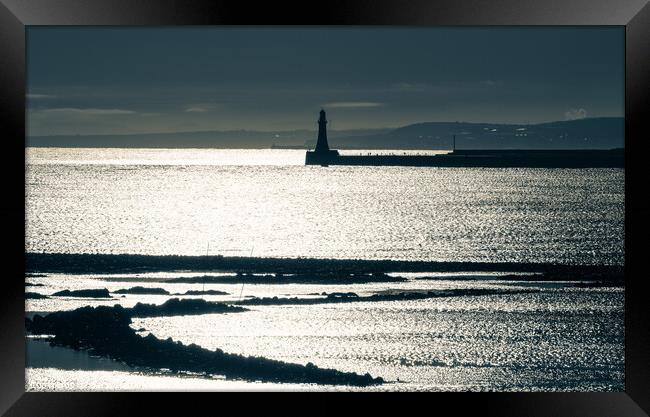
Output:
[27, 27, 624, 136]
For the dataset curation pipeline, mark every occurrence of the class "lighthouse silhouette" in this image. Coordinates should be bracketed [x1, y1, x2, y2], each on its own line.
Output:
[314, 109, 331, 153]
[305, 108, 339, 165]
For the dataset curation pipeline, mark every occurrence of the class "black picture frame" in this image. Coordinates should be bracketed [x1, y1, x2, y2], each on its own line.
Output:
[2, 0, 649, 415]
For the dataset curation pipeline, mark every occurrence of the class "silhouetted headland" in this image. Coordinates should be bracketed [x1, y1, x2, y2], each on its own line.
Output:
[26, 253, 624, 282]
[25, 305, 384, 386]
[306, 110, 624, 168]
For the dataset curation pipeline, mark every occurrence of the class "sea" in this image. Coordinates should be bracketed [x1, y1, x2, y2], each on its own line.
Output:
[24, 148, 625, 391]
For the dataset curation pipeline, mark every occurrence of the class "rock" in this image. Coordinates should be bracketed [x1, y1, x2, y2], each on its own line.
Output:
[180, 290, 229, 296]
[25, 292, 48, 299]
[114, 286, 170, 295]
[51, 288, 111, 298]
[129, 298, 247, 318]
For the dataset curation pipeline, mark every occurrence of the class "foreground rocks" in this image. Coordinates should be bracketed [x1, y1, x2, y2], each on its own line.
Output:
[128, 298, 246, 317]
[51, 288, 112, 298]
[102, 272, 404, 285]
[166, 272, 404, 285]
[25, 305, 384, 386]
[114, 286, 170, 295]
[25, 292, 49, 299]
[236, 288, 540, 307]
[180, 289, 229, 296]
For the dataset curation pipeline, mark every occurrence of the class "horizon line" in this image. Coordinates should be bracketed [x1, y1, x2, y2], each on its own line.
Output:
[27, 116, 624, 138]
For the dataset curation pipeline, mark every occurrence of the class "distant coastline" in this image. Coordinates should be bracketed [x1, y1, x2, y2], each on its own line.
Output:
[27, 117, 624, 150]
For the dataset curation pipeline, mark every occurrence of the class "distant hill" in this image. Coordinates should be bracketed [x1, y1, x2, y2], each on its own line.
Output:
[330, 117, 624, 150]
[27, 117, 623, 150]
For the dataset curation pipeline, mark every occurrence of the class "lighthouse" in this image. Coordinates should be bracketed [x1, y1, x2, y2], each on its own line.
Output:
[305, 109, 339, 165]
[314, 109, 330, 153]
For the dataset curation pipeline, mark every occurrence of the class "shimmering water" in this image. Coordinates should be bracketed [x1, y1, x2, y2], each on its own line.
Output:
[132, 290, 623, 391]
[26, 274, 624, 391]
[24, 148, 624, 391]
[26, 148, 624, 264]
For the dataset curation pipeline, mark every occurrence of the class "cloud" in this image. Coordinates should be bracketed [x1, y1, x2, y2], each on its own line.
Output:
[564, 108, 588, 120]
[390, 82, 432, 92]
[27, 94, 57, 99]
[41, 107, 135, 115]
[323, 102, 384, 108]
[185, 106, 209, 113]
